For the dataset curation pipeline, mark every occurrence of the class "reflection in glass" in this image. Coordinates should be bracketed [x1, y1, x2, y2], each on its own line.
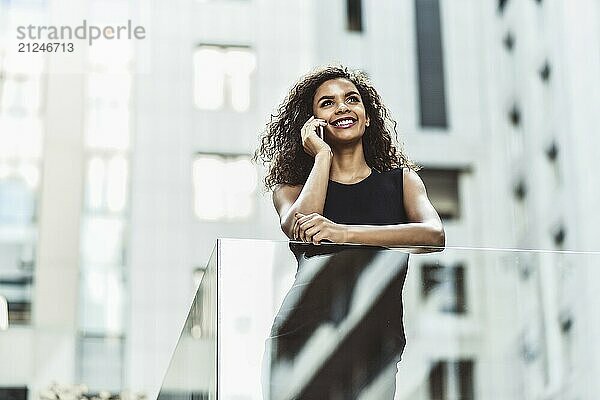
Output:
[267, 243, 409, 399]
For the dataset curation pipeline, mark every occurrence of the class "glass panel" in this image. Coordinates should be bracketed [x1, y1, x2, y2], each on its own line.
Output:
[158, 239, 600, 400]
[158, 245, 217, 400]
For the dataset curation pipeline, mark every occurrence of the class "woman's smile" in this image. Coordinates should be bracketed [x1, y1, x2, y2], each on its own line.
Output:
[330, 117, 357, 129]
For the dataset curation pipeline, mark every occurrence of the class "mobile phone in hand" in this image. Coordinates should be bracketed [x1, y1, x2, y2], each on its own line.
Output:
[317, 125, 324, 139]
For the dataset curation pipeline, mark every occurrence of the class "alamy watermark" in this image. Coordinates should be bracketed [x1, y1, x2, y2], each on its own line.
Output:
[16, 20, 146, 53]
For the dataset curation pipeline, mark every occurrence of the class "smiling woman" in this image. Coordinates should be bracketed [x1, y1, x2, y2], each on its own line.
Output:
[254, 64, 445, 398]
[254, 64, 444, 249]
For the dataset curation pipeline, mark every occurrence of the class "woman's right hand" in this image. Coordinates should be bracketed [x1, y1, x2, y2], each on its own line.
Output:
[300, 116, 331, 157]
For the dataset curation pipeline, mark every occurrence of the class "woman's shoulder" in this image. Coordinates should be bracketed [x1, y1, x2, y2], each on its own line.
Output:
[375, 166, 423, 191]
[378, 166, 409, 179]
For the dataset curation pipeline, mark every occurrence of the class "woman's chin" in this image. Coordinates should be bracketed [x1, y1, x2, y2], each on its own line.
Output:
[328, 130, 364, 144]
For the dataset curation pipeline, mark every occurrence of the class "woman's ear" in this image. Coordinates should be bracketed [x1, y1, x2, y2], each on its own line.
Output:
[366, 116, 370, 127]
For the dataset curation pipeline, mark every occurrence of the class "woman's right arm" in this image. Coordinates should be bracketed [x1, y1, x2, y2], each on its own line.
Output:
[272, 117, 332, 239]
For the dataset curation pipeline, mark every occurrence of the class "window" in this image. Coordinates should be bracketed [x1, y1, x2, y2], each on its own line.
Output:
[85, 72, 131, 151]
[193, 45, 256, 112]
[415, 0, 448, 128]
[428, 360, 474, 400]
[498, 0, 509, 13]
[0, 387, 27, 400]
[77, 334, 125, 392]
[192, 153, 257, 220]
[0, 38, 44, 328]
[346, 0, 363, 32]
[0, 295, 7, 330]
[85, 155, 129, 214]
[418, 168, 460, 220]
[421, 263, 467, 314]
[539, 60, 551, 82]
[77, 13, 133, 391]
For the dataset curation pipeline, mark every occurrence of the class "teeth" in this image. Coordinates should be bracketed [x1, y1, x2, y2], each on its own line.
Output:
[334, 119, 355, 127]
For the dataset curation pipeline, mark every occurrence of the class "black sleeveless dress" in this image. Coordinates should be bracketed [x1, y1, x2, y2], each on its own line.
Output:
[267, 168, 409, 399]
[323, 167, 408, 225]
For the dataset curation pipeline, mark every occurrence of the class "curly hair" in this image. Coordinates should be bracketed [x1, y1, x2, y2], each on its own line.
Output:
[254, 64, 419, 191]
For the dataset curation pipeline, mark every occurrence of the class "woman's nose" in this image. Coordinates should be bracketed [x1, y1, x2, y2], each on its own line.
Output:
[335, 103, 350, 113]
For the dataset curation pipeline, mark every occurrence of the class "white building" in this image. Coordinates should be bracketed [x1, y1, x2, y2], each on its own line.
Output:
[0, 0, 598, 399]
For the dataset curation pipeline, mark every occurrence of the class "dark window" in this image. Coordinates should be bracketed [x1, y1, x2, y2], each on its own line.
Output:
[545, 140, 558, 161]
[415, 0, 448, 128]
[428, 360, 474, 400]
[509, 103, 521, 127]
[539, 60, 551, 82]
[0, 387, 28, 400]
[418, 168, 460, 220]
[421, 263, 467, 314]
[513, 178, 527, 201]
[157, 392, 209, 400]
[7, 301, 31, 324]
[503, 31, 515, 51]
[458, 360, 475, 400]
[428, 361, 446, 399]
[552, 224, 566, 247]
[346, 0, 363, 32]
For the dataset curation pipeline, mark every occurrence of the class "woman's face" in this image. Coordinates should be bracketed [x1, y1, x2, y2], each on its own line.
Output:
[312, 78, 370, 144]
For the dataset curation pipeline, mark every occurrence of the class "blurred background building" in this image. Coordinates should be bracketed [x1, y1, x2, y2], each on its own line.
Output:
[0, 0, 599, 399]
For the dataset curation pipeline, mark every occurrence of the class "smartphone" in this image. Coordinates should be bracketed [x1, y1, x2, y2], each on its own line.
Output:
[317, 125, 324, 140]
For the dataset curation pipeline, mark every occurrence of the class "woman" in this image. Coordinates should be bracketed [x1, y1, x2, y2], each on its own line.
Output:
[255, 64, 445, 398]
[255, 64, 444, 249]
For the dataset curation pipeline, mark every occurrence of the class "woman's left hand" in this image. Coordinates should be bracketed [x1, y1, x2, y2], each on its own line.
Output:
[293, 212, 348, 244]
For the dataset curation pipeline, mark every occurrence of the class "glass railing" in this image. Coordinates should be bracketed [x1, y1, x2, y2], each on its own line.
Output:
[156, 239, 600, 400]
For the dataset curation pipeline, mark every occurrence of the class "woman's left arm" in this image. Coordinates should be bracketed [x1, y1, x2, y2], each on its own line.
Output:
[295, 168, 445, 249]
[346, 168, 445, 248]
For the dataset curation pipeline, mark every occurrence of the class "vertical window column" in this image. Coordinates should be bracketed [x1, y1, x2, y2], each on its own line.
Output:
[77, 2, 133, 390]
[0, 35, 46, 327]
[415, 0, 448, 128]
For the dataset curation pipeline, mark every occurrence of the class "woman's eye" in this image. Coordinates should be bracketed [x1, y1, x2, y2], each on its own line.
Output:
[321, 100, 333, 106]
[347, 96, 360, 103]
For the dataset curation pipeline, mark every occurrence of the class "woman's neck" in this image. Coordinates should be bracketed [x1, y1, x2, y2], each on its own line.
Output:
[329, 142, 371, 183]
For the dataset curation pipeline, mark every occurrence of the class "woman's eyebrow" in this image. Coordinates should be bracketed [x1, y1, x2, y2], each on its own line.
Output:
[316, 91, 361, 103]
